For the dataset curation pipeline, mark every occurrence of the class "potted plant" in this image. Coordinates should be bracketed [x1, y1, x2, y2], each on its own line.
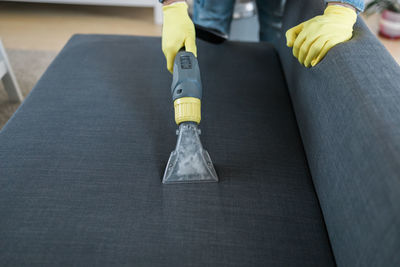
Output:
[365, 0, 400, 38]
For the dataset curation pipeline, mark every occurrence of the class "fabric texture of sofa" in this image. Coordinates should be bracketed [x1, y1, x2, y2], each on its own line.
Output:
[0, 0, 399, 266]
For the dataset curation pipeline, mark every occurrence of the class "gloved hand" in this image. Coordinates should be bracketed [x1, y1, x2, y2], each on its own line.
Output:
[162, 2, 197, 73]
[286, 5, 357, 67]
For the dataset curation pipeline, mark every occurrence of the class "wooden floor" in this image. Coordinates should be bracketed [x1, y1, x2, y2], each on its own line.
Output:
[0, 2, 162, 51]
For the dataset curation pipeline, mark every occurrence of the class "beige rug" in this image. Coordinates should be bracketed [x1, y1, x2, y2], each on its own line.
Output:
[0, 49, 57, 129]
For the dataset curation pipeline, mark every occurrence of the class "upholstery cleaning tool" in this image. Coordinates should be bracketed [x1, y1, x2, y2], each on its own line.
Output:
[162, 50, 218, 184]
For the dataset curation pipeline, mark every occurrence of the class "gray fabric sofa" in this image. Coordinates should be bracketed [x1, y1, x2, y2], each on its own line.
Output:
[1, 0, 399, 266]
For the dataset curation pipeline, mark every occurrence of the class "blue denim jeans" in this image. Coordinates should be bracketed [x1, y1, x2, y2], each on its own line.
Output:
[193, 0, 287, 42]
[192, 0, 365, 42]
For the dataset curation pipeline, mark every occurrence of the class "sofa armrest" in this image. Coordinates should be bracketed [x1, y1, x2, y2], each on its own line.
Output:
[275, 0, 400, 266]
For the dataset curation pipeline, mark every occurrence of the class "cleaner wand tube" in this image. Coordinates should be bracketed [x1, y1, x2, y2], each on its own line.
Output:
[171, 50, 202, 125]
[162, 50, 218, 184]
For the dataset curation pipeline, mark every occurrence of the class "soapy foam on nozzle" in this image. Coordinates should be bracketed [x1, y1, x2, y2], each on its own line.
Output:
[162, 122, 217, 183]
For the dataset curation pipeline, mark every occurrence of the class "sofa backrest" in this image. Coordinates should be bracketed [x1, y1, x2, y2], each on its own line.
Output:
[274, 0, 400, 266]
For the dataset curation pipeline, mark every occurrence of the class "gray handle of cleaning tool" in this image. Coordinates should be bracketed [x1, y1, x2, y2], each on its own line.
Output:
[171, 50, 202, 101]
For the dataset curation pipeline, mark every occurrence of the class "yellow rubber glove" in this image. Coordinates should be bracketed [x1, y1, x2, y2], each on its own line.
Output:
[162, 2, 197, 73]
[286, 5, 357, 67]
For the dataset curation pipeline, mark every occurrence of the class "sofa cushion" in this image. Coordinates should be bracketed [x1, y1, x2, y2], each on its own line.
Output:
[274, 0, 400, 266]
[0, 35, 334, 266]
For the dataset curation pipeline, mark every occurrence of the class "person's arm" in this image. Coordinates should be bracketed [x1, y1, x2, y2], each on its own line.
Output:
[161, 0, 197, 73]
[327, 2, 356, 11]
[326, 0, 365, 12]
[286, 1, 364, 67]
[162, 0, 184, 6]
